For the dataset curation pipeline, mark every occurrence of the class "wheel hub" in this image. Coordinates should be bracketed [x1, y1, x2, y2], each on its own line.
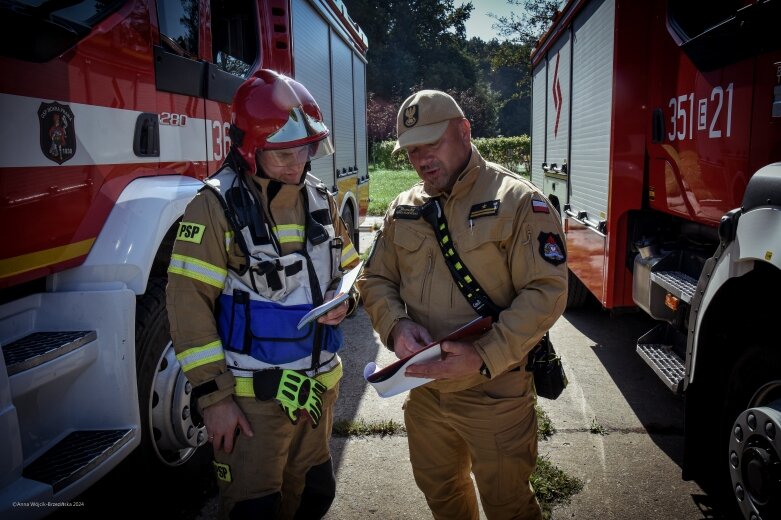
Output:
[730, 397, 781, 520]
[149, 341, 207, 466]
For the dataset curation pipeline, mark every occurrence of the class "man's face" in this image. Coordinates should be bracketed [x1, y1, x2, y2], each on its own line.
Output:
[256, 145, 310, 184]
[405, 119, 471, 194]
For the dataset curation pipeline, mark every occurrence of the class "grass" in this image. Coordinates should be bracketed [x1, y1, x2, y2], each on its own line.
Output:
[367, 167, 420, 216]
[533, 456, 585, 519]
[589, 417, 608, 435]
[537, 406, 556, 440]
[332, 418, 405, 437]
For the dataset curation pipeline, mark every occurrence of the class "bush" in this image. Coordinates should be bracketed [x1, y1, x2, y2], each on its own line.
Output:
[371, 135, 530, 174]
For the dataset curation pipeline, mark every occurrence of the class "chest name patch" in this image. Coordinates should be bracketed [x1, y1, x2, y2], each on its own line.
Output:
[538, 232, 566, 265]
[177, 221, 205, 244]
[468, 200, 500, 220]
[532, 199, 550, 213]
[394, 205, 422, 220]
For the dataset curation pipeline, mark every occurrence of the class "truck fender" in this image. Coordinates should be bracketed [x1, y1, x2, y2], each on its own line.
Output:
[49, 176, 204, 294]
[688, 163, 781, 384]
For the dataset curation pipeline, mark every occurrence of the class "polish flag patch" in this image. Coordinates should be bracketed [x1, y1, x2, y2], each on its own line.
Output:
[532, 199, 550, 213]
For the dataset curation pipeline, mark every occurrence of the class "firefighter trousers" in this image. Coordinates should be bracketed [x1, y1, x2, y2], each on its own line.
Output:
[214, 382, 339, 520]
[404, 369, 542, 520]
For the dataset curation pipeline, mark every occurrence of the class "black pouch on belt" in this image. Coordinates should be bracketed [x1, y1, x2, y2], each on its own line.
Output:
[525, 333, 568, 400]
[252, 370, 284, 401]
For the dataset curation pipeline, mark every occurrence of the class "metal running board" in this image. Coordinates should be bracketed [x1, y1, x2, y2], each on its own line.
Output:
[637, 343, 685, 393]
[2, 331, 97, 376]
[23, 429, 132, 493]
[650, 271, 697, 303]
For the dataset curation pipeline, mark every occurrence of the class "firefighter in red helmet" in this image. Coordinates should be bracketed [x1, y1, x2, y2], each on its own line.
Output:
[166, 69, 359, 519]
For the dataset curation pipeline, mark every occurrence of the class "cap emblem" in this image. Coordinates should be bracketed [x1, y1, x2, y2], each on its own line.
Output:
[404, 105, 418, 128]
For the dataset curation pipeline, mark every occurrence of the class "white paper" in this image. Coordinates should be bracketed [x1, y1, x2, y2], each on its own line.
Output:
[363, 345, 441, 398]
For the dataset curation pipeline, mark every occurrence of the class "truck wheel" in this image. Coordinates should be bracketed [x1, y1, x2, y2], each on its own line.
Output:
[724, 343, 781, 520]
[566, 269, 589, 308]
[135, 277, 210, 471]
[342, 204, 358, 252]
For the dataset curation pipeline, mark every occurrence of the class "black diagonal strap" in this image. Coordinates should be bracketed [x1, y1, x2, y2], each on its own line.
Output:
[420, 199, 502, 320]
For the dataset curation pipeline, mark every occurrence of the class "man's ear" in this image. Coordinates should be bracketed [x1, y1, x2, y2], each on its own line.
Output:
[459, 118, 472, 144]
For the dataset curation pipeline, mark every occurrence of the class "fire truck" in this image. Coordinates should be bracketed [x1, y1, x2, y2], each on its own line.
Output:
[0, 0, 368, 516]
[531, 0, 780, 518]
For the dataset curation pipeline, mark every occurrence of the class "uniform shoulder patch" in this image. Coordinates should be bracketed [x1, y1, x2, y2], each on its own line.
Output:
[538, 232, 566, 265]
[393, 205, 421, 220]
[468, 200, 500, 220]
[531, 198, 550, 213]
[177, 221, 206, 244]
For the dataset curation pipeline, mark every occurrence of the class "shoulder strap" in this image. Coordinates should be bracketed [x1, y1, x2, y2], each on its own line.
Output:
[420, 199, 502, 320]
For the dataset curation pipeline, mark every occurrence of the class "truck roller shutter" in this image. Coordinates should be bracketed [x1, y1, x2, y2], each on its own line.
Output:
[531, 61, 547, 188]
[569, 0, 615, 226]
[330, 32, 356, 180]
[291, 0, 335, 187]
[353, 53, 368, 178]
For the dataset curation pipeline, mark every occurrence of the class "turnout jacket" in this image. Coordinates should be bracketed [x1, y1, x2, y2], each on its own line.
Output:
[167, 167, 359, 408]
[357, 145, 568, 393]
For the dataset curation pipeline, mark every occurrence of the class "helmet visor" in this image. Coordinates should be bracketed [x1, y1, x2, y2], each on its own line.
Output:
[266, 106, 329, 146]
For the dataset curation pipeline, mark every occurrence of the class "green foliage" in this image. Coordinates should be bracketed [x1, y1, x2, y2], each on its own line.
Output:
[371, 135, 529, 173]
[367, 167, 420, 216]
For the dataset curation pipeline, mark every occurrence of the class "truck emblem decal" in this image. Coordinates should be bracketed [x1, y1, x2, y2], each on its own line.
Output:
[38, 102, 76, 165]
[552, 53, 563, 138]
[538, 232, 566, 265]
[404, 105, 418, 128]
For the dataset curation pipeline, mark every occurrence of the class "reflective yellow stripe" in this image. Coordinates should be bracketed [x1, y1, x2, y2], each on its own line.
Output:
[233, 364, 343, 397]
[273, 224, 305, 244]
[0, 238, 95, 280]
[340, 243, 359, 268]
[235, 377, 254, 397]
[176, 340, 224, 372]
[224, 231, 234, 253]
[315, 362, 343, 389]
[168, 253, 227, 288]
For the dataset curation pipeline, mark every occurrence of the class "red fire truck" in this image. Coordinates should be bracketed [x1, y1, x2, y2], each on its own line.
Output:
[531, 0, 780, 518]
[0, 0, 368, 516]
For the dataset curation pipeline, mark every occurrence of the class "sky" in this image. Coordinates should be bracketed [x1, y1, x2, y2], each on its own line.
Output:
[460, 0, 519, 41]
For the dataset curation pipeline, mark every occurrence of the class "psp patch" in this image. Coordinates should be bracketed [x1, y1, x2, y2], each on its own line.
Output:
[538, 232, 566, 265]
[177, 221, 205, 244]
[393, 205, 421, 220]
[468, 200, 500, 220]
[213, 461, 232, 483]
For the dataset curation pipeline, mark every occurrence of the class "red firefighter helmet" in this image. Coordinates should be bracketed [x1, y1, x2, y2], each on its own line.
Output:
[230, 69, 334, 175]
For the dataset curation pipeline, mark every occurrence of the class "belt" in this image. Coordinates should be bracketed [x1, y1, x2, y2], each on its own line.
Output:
[233, 362, 342, 398]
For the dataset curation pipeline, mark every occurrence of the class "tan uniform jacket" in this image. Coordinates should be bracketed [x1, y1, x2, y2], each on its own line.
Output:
[166, 172, 359, 408]
[357, 146, 568, 393]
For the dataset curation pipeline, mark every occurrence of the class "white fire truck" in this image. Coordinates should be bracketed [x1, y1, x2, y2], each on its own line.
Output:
[0, 0, 368, 516]
[531, 0, 781, 518]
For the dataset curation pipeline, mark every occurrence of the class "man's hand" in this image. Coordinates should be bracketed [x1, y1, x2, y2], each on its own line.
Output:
[203, 396, 254, 454]
[317, 289, 350, 326]
[405, 340, 484, 380]
[390, 319, 433, 360]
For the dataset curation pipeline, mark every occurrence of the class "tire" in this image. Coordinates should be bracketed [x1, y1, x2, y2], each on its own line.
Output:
[132, 278, 215, 498]
[566, 268, 589, 309]
[341, 204, 357, 253]
[721, 341, 781, 520]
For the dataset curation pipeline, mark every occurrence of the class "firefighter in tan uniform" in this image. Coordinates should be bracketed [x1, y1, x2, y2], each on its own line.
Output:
[166, 70, 359, 519]
[357, 90, 568, 520]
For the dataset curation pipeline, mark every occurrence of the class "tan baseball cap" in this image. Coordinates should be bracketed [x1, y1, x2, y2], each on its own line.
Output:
[392, 90, 465, 154]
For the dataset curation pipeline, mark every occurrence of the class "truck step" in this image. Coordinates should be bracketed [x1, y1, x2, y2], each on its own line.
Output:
[2, 331, 97, 376]
[23, 429, 132, 493]
[650, 270, 697, 303]
[637, 343, 685, 393]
